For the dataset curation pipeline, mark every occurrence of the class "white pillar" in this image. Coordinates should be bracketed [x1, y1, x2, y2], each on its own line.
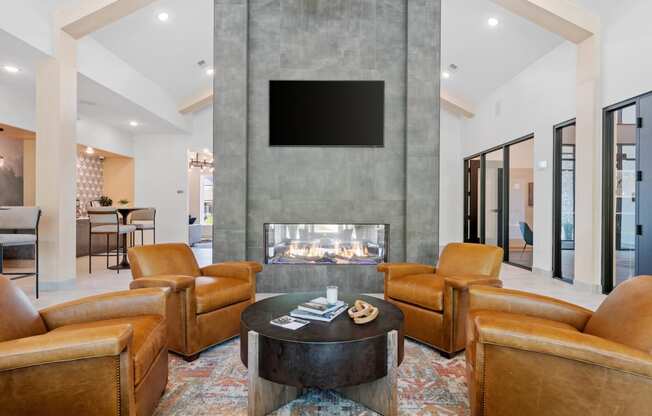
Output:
[574, 34, 602, 291]
[35, 28, 78, 289]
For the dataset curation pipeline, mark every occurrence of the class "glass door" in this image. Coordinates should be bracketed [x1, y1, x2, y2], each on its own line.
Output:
[553, 121, 576, 282]
[465, 157, 482, 243]
[484, 150, 504, 247]
[506, 139, 534, 269]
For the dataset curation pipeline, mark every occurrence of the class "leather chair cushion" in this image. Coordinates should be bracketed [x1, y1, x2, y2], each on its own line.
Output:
[50, 315, 166, 384]
[584, 276, 652, 353]
[386, 274, 444, 312]
[195, 276, 251, 314]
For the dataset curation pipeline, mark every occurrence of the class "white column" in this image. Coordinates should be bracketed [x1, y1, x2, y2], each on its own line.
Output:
[574, 34, 602, 291]
[35, 28, 78, 289]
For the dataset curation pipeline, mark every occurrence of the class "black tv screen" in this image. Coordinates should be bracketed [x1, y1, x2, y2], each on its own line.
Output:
[269, 80, 384, 147]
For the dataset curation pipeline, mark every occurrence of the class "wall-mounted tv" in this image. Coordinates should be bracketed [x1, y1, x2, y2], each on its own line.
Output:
[269, 80, 384, 147]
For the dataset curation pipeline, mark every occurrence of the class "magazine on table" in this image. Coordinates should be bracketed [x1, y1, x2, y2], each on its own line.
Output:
[270, 315, 310, 330]
[297, 297, 346, 315]
[290, 303, 349, 322]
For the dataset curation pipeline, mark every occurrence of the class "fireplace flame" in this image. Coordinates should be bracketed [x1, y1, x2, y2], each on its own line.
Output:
[286, 239, 367, 259]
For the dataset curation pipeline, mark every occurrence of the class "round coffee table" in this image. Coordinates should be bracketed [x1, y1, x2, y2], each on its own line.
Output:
[240, 293, 404, 416]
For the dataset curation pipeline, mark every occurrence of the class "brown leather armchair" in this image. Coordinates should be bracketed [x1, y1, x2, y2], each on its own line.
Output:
[379, 242, 503, 357]
[128, 243, 262, 361]
[0, 277, 168, 416]
[466, 277, 652, 416]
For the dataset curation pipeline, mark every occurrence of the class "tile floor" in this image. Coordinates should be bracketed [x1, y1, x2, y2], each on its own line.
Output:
[6, 250, 606, 310]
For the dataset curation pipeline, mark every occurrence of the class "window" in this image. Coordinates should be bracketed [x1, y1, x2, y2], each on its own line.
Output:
[200, 175, 213, 225]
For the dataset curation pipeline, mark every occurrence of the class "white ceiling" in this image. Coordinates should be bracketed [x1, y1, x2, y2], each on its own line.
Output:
[442, 0, 565, 105]
[91, 0, 214, 103]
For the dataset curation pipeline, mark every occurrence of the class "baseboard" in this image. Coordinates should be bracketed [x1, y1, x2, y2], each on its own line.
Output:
[572, 279, 603, 294]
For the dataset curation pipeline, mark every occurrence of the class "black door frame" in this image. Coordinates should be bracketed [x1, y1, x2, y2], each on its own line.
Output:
[463, 133, 535, 270]
[552, 118, 576, 283]
[602, 95, 643, 294]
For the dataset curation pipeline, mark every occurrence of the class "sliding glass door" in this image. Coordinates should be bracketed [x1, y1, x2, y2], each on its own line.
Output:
[463, 135, 535, 269]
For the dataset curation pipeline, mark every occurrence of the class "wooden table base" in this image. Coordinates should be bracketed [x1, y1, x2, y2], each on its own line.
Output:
[247, 330, 398, 416]
[248, 331, 300, 416]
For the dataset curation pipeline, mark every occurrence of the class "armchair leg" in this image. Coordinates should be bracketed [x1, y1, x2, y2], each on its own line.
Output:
[183, 353, 200, 362]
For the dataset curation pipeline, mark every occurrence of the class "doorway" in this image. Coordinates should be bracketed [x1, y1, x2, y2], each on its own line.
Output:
[463, 135, 535, 270]
[553, 120, 576, 282]
[603, 92, 652, 293]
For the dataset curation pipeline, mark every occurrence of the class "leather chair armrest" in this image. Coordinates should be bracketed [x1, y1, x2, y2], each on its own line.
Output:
[469, 286, 593, 331]
[201, 262, 263, 283]
[40, 288, 169, 330]
[444, 275, 502, 291]
[129, 274, 196, 292]
[0, 325, 132, 372]
[377, 263, 436, 280]
[474, 315, 652, 379]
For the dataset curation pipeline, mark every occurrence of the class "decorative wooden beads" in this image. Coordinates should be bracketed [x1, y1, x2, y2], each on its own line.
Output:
[347, 299, 379, 324]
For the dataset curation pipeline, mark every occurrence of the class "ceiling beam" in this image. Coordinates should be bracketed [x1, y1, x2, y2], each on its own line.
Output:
[441, 90, 475, 118]
[179, 88, 213, 115]
[491, 0, 599, 43]
[56, 0, 157, 39]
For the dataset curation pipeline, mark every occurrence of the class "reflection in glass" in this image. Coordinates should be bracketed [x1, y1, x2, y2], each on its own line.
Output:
[508, 139, 534, 268]
[560, 125, 576, 280]
[613, 105, 637, 287]
[484, 150, 504, 247]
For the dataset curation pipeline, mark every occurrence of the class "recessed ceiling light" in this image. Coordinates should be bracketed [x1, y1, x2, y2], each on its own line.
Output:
[157, 12, 170, 22]
[206, 68, 215, 76]
[488, 17, 499, 27]
[3, 65, 20, 74]
[85, 146, 95, 155]
[441, 71, 451, 79]
[129, 121, 140, 127]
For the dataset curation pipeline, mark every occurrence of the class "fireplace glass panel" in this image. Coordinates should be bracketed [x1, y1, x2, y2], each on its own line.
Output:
[264, 223, 389, 265]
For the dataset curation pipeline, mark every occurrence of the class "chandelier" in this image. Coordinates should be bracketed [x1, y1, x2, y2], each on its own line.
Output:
[188, 151, 214, 172]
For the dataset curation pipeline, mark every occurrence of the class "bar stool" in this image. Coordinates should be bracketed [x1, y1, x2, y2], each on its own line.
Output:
[0, 207, 41, 297]
[130, 208, 156, 246]
[88, 208, 136, 274]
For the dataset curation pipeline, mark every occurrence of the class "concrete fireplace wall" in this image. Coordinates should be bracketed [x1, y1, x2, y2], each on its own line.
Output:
[214, 0, 441, 292]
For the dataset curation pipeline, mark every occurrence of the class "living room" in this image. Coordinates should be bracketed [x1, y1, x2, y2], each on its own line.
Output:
[1, 0, 651, 415]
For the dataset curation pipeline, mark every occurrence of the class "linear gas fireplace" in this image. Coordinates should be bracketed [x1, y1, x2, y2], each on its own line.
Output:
[264, 223, 389, 265]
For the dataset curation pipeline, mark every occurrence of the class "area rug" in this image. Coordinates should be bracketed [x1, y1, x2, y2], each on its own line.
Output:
[155, 338, 469, 416]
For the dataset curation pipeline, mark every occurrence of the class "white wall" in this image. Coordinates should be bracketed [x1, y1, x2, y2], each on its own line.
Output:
[600, 0, 652, 107]
[439, 108, 464, 246]
[188, 105, 212, 152]
[134, 134, 189, 244]
[458, 42, 578, 272]
[77, 117, 134, 157]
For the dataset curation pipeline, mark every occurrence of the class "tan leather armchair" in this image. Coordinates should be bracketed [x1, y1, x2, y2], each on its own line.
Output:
[466, 277, 652, 416]
[128, 243, 262, 361]
[379, 242, 503, 357]
[0, 277, 169, 416]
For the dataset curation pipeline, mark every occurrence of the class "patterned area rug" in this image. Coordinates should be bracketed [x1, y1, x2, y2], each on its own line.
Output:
[155, 338, 469, 416]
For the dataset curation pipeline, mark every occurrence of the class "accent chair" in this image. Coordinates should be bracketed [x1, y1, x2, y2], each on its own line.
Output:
[379, 242, 503, 357]
[0, 277, 169, 416]
[466, 278, 652, 415]
[128, 243, 262, 361]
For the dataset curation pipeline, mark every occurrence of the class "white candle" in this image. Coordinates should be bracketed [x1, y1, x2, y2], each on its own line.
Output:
[326, 285, 338, 305]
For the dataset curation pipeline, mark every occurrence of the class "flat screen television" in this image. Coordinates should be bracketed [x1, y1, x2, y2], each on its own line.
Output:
[269, 80, 384, 147]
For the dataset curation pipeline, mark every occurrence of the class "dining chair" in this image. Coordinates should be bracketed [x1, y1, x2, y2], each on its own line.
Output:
[130, 208, 156, 246]
[87, 208, 136, 274]
[0, 207, 41, 297]
[518, 222, 533, 257]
